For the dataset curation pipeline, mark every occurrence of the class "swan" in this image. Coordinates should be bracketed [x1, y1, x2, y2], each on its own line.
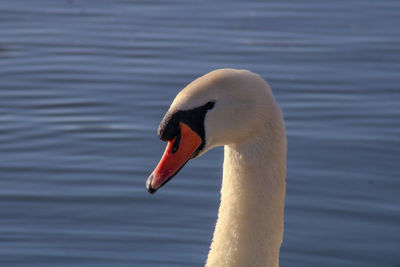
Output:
[146, 68, 286, 267]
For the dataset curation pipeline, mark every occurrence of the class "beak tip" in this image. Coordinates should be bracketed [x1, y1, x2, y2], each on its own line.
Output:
[146, 174, 157, 194]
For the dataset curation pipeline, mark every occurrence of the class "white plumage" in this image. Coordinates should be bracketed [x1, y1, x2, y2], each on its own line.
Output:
[154, 69, 286, 267]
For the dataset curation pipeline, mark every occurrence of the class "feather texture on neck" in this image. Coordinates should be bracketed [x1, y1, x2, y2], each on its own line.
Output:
[206, 110, 286, 267]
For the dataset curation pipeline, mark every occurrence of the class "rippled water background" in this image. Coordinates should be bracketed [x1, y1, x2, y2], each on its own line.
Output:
[1, 1, 399, 266]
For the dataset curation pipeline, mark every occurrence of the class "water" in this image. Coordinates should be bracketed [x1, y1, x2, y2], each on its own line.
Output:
[1, 0, 399, 266]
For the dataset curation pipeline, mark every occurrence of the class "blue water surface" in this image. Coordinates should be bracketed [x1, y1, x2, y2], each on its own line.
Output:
[0, 1, 399, 266]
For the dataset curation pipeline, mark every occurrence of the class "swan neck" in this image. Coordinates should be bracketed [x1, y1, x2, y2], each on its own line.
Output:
[206, 127, 286, 267]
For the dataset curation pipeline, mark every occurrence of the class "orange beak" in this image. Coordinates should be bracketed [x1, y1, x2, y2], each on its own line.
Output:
[146, 122, 202, 193]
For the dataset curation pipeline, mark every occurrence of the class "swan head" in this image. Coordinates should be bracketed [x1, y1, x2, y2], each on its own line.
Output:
[146, 68, 277, 193]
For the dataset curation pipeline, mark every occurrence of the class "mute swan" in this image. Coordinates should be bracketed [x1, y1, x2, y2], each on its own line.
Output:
[146, 69, 286, 267]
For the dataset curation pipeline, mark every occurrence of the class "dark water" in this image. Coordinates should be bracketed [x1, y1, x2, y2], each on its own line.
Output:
[1, 0, 399, 266]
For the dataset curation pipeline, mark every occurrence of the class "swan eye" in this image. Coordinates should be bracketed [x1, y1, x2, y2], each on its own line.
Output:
[158, 101, 215, 144]
[204, 101, 215, 110]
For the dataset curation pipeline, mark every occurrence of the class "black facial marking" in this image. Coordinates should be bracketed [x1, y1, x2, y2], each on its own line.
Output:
[158, 101, 215, 154]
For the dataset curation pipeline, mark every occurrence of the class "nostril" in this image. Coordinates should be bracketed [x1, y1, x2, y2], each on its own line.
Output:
[171, 130, 181, 154]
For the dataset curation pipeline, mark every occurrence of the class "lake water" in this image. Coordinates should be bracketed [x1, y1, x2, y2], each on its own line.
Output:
[0, 0, 399, 266]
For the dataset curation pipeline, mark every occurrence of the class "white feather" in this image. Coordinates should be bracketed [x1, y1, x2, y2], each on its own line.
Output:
[169, 69, 286, 267]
